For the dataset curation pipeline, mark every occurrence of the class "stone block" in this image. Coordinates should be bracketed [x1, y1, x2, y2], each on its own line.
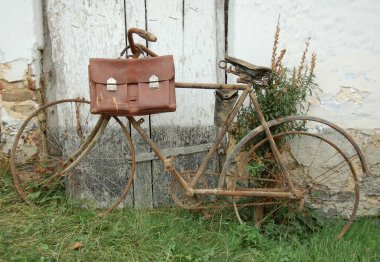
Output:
[1, 88, 34, 102]
[10, 103, 36, 115]
[0, 79, 23, 90]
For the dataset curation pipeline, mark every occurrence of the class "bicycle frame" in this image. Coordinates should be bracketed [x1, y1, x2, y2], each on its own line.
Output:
[117, 28, 299, 199]
[57, 25, 370, 204]
[123, 82, 299, 200]
[10, 27, 369, 242]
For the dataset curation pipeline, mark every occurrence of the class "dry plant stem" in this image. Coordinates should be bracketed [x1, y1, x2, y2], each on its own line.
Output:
[271, 16, 281, 69]
[309, 53, 317, 77]
[297, 40, 310, 80]
[274, 49, 286, 72]
[291, 67, 296, 83]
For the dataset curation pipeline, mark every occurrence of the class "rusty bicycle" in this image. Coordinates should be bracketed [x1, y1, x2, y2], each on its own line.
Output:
[11, 28, 370, 239]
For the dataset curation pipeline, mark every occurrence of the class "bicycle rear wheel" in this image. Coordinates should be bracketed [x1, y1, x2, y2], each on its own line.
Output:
[221, 117, 365, 239]
[11, 99, 135, 209]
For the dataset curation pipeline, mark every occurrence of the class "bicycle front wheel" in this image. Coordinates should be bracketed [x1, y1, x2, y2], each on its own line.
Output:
[11, 99, 135, 209]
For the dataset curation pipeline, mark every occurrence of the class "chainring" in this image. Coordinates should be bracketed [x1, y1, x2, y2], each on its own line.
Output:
[169, 170, 210, 209]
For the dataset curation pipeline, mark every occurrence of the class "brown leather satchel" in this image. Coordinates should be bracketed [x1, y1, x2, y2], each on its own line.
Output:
[89, 55, 176, 116]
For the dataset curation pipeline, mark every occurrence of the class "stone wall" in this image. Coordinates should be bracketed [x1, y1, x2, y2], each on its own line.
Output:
[0, 0, 44, 156]
[349, 129, 380, 216]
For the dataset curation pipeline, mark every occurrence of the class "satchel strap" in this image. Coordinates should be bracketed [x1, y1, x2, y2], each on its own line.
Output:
[119, 44, 158, 60]
[119, 46, 132, 58]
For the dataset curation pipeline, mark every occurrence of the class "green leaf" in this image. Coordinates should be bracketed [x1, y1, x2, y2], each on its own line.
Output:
[40, 243, 49, 250]
[3, 172, 12, 187]
[29, 191, 42, 200]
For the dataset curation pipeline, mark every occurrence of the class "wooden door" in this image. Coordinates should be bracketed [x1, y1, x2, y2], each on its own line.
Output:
[45, 0, 225, 208]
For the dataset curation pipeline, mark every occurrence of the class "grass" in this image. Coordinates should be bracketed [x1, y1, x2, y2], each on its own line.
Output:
[1, 170, 380, 261]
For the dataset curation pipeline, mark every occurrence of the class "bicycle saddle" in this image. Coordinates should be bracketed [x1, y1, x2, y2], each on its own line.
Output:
[219, 55, 272, 86]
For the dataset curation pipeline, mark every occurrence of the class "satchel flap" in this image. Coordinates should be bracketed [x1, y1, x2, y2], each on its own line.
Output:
[89, 55, 174, 84]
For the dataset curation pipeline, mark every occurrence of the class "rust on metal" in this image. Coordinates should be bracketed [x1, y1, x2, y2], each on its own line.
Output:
[163, 158, 174, 172]
[63, 116, 108, 174]
[127, 28, 157, 57]
[75, 102, 85, 142]
[248, 92, 297, 194]
[219, 55, 272, 85]
[194, 188, 293, 198]
[105, 116, 136, 213]
[175, 82, 246, 90]
[169, 170, 208, 209]
[11, 27, 370, 241]
[127, 116, 194, 196]
[224, 128, 361, 239]
[11, 98, 90, 205]
[135, 44, 159, 57]
[190, 85, 251, 191]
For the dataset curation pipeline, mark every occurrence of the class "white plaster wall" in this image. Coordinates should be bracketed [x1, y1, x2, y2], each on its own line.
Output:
[228, 0, 380, 129]
[0, 0, 44, 155]
[0, 0, 44, 85]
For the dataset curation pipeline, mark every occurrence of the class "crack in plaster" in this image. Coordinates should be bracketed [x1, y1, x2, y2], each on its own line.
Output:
[335, 86, 369, 104]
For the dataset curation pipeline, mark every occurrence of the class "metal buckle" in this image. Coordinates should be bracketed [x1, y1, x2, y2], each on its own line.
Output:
[149, 75, 159, 89]
[106, 77, 117, 91]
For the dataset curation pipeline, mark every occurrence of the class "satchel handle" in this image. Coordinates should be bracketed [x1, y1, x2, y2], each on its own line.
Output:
[128, 28, 157, 58]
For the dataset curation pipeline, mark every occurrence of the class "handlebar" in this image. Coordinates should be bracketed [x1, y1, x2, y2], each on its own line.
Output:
[127, 28, 157, 58]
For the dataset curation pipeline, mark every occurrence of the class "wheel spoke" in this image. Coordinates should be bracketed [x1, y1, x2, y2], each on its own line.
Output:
[222, 117, 364, 239]
[11, 99, 135, 209]
[315, 160, 351, 185]
[305, 138, 322, 178]
[256, 203, 288, 226]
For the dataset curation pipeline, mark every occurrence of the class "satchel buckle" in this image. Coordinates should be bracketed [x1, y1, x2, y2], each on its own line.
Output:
[149, 75, 159, 89]
[107, 77, 117, 91]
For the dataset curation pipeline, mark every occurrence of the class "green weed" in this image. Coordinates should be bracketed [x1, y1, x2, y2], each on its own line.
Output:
[1, 168, 379, 262]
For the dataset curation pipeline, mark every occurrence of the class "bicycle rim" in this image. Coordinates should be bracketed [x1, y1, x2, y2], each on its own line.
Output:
[222, 117, 364, 239]
[11, 99, 135, 208]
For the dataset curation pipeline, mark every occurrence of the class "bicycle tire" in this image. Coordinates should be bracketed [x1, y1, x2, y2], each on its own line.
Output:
[11, 99, 135, 209]
[221, 116, 367, 239]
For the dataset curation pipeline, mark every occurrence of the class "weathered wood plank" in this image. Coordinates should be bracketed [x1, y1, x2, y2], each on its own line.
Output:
[46, 0, 126, 100]
[146, 0, 224, 206]
[145, 0, 184, 207]
[46, 0, 134, 207]
[147, 0, 223, 126]
[216, 0, 226, 84]
[68, 117, 135, 208]
[125, 0, 153, 208]
[129, 143, 213, 163]
[150, 126, 219, 206]
[46, 0, 225, 208]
